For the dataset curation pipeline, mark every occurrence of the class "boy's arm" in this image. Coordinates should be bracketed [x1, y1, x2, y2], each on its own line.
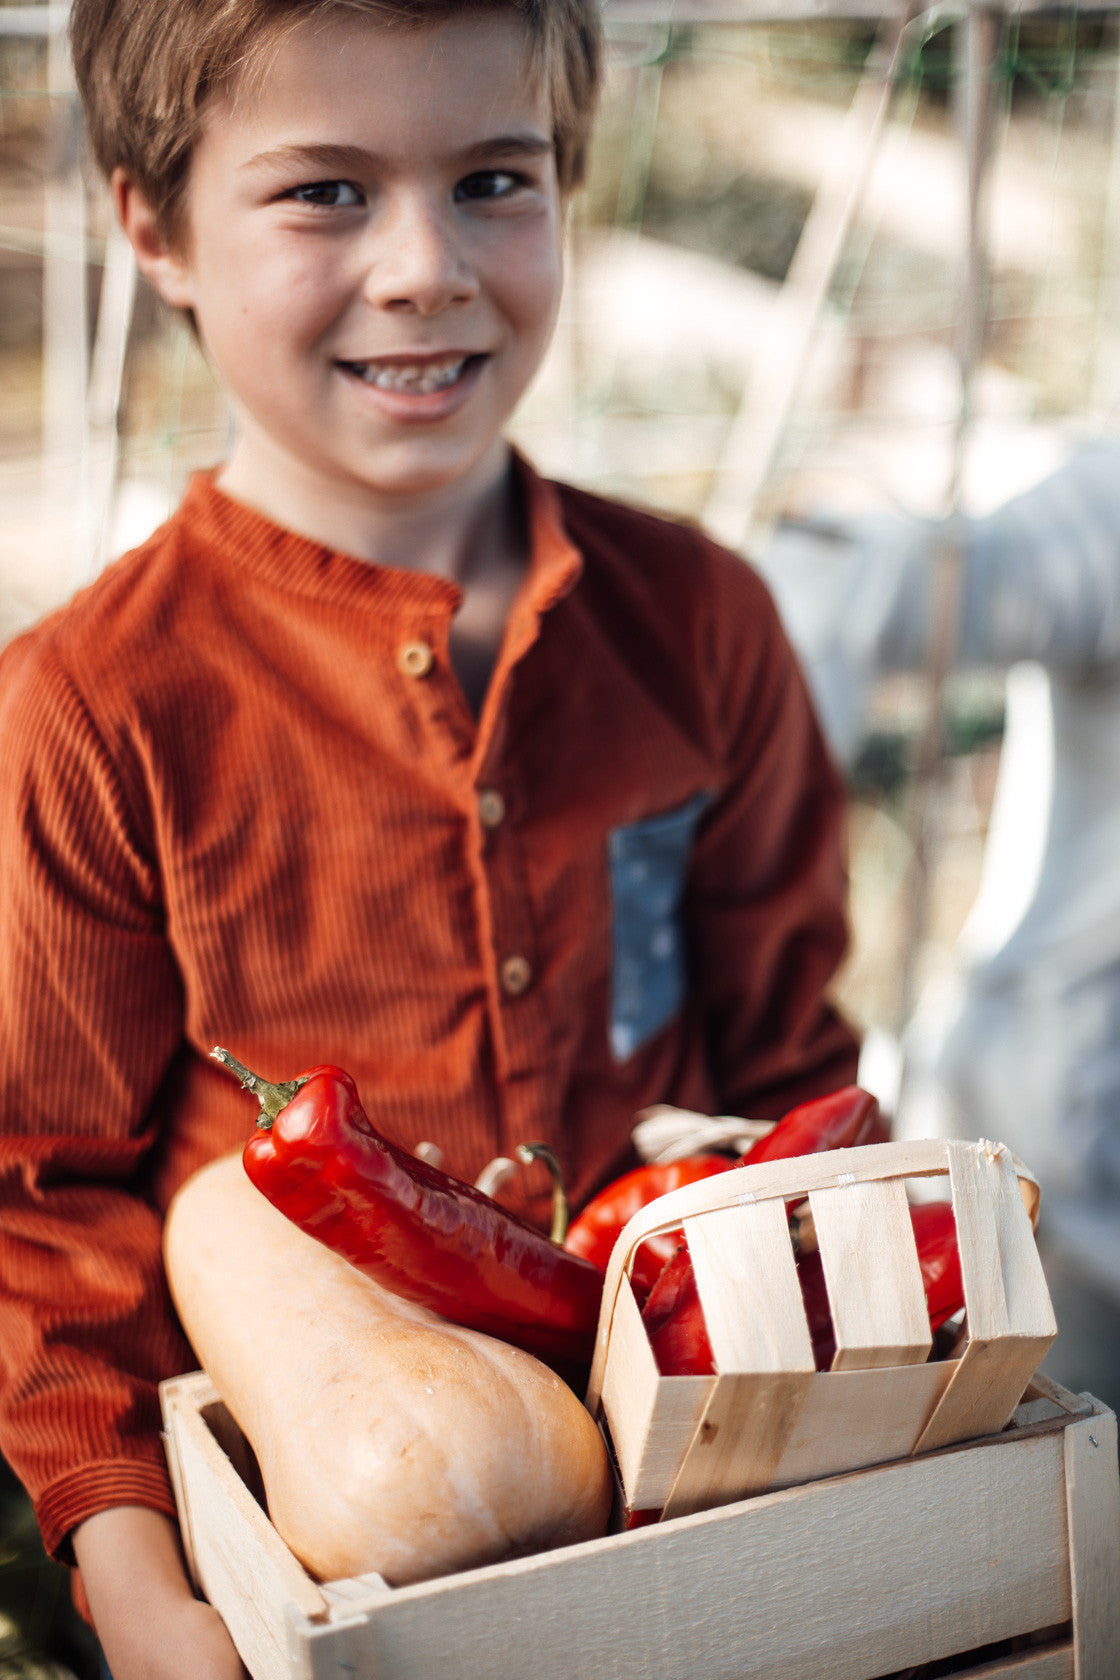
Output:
[0, 638, 191, 1551]
[689, 553, 861, 1117]
[73, 1508, 246, 1680]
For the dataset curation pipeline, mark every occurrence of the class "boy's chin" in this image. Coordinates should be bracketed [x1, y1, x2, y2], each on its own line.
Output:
[349, 440, 510, 503]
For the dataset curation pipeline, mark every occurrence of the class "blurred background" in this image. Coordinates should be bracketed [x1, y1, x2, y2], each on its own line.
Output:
[3, 0, 1120, 1671]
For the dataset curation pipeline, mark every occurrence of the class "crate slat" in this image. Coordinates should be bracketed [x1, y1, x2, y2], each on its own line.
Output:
[289, 1420, 1075, 1680]
[962, 1651, 1072, 1680]
[1063, 1406, 1120, 1678]
[162, 1375, 330, 1680]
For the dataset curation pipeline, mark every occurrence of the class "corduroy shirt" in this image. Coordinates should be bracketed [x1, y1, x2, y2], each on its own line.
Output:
[0, 458, 857, 1560]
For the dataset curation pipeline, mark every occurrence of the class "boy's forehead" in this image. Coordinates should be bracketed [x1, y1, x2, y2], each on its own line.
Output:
[223, 8, 552, 145]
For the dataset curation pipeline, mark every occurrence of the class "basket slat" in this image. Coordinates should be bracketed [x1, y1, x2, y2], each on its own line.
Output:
[685, 1197, 813, 1373]
[657, 1197, 816, 1517]
[809, 1176, 931, 1369]
[915, 1143, 1056, 1453]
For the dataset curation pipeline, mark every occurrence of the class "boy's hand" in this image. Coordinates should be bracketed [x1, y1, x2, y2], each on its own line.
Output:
[72, 1506, 247, 1680]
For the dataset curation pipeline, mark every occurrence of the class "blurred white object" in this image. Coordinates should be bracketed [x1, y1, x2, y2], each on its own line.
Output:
[631, 1107, 773, 1164]
[759, 441, 1120, 1199]
[929, 663, 1120, 1197]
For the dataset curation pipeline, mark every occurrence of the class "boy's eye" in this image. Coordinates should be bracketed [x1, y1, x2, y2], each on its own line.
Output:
[287, 180, 364, 208]
[453, 170, 521, 203]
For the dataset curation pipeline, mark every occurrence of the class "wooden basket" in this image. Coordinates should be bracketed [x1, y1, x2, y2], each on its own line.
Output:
[584, 1137, 1057, 1519]
[161, 1370, 1119, 1680]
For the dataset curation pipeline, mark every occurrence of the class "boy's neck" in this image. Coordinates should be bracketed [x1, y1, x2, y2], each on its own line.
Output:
[214, 436, 522, 586]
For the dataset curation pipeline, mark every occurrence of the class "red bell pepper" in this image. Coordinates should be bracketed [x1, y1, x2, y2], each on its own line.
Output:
[644, 1200, 964, 1376]
[908, 1200, 964, 1332]
[213, 1049, 604, 1368]
[564, 1155, 734, 1305]
[737, 1084, 888, 1167]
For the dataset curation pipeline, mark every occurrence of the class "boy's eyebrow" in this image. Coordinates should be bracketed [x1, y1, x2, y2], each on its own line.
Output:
[241, 134, 555, 176]
[458, 133, 555, 164]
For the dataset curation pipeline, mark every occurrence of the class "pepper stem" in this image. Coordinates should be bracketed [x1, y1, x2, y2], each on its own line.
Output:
[210, 1047, 308, 1130]
[516, 1142, 570, 1244]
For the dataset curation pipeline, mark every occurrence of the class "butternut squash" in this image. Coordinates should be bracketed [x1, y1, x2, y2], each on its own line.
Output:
[163, 1153, 613, 1586]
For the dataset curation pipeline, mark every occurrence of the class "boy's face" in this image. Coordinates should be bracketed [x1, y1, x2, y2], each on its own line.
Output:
[132, 11, 563, 532]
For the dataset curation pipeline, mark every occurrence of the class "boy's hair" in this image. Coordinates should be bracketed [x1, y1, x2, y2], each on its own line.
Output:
[71, 0, 603, 242]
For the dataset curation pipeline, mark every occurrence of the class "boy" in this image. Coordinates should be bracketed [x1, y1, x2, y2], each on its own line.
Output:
[0, 1, 858, 1675]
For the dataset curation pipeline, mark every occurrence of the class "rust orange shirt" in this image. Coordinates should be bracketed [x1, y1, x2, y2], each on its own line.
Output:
[0, 459, 857, 1558]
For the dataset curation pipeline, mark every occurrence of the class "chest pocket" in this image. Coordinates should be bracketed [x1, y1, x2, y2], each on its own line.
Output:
[607, 792, 713, 1062]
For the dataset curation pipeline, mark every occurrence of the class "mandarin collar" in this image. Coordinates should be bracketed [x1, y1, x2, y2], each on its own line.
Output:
[177, 452, 583, 622]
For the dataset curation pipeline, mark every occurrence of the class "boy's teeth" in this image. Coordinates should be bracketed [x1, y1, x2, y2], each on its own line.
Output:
[351, 357, 468, 394]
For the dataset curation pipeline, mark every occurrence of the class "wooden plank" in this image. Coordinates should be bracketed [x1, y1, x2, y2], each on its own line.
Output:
[1019, 1372, 1096, 1423]
[658, 1200, 815, 1517]
[285, 1430, 1073, 1680]
[319, 1572, 391, 1609]
[160, 1375, 329, 1680]
[659, 1367, 815, 1518]
[770, 1359, 955, 1487]
[952, 1143, 1055, 1342]
[1062, 1405, 1120, 1680]
[161, 1371, 210, 1593]
[917, 1333, 1066, 1456]
[809, 1178, 931, 1369]
[685, 1199, 814, 1374]
[952, 1650, 1073, 1680]
[597, 1272, 660, 1493]
[599, 1274, 714, 1506]
[917, 1143, 1056, 1453]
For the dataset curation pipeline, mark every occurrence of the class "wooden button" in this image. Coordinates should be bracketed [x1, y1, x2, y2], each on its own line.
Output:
[478, 788, 506, 830]
[397, 640, 434, 678]
[499, 954, 532, 997]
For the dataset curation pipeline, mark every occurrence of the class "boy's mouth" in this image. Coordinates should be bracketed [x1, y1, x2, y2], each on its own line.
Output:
[337, 355, 481, 395]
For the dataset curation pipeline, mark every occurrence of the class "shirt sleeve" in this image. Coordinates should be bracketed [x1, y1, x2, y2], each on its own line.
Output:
[687, 546, 861, 1119]
[0, 633, 191, 1560]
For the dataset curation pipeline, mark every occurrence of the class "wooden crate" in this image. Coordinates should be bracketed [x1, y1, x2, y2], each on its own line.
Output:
[161, 1368, 1119, 1680]
[585, 1137, 1057, 1518]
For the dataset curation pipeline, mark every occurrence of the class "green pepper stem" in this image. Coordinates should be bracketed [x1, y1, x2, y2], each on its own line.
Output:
[210, 1046, 307, 1130]
[516, 1142, 570, 1245]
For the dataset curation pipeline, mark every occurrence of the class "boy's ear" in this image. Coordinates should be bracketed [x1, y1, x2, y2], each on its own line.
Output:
[111, 168, 195, 310]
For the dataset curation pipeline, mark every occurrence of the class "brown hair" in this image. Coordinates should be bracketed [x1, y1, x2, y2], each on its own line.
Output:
[71, 0, 602, 240]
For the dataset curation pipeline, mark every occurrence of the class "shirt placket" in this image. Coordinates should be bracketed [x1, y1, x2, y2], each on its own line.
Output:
[387, 594, 557, 1161]
[474, 608, 575, 1171]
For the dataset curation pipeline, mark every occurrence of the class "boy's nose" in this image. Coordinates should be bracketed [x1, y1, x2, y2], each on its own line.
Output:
[363, 194, 479, 316]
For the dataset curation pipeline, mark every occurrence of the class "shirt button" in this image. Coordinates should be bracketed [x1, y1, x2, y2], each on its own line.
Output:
[499, 954, 533, 997]
[397, 639, 434, 678]
[478, 788, 506, 830]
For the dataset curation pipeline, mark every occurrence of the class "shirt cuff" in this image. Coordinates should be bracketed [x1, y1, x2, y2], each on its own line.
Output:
[35, 1456, 178, 1563]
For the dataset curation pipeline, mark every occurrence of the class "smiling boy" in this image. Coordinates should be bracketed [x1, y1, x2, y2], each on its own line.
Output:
[0, 3, 858, 1676]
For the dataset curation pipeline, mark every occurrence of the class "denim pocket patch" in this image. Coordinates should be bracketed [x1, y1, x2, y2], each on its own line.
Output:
[608, 791, 712, 1062]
